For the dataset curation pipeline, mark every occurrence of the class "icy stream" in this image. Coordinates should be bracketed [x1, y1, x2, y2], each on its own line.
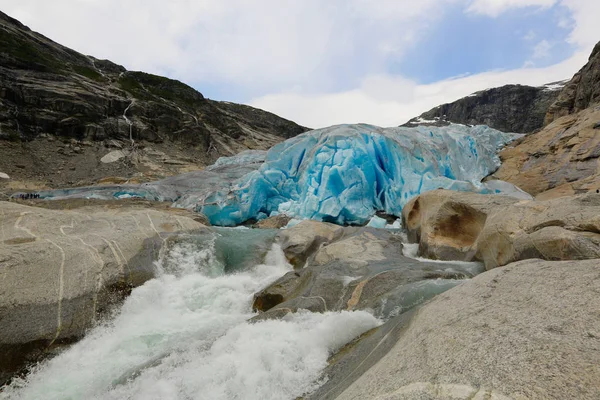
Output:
[1, 231, 380, 400]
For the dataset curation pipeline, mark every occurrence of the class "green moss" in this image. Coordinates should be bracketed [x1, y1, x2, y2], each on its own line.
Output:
[118, 71, 205, 108]
[0, 28, 63, 73]
[72, 65, 105, 82]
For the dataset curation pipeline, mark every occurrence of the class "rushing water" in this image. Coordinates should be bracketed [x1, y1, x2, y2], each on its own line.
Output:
[2, 230, 380, 400]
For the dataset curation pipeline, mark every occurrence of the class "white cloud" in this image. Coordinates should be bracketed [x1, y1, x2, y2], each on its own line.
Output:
[465, 0, 558, 17]
[523, 30, 536, 41]
[532, 39, 553, 59]
[251, 51, 588, 128]
[0, 0, 446, 94]
[561, 0, 600, 49]
[1, 0, 598, 129]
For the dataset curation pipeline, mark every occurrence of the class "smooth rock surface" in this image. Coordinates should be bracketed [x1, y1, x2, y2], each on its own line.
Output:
[0, 201, 203, 382]
[277, 220, 345, 268]
[335, 259, 600, 400]
[253, 227, 481, 321]
[402, 190, 519, 261]
[403, 190, 600, 269]
[475, 193, 600, 269]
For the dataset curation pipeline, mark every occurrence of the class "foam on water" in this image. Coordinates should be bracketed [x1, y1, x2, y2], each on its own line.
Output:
[2, 238, 380, 400]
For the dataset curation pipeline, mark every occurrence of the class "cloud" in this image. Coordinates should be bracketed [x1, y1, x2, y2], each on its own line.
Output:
[1, 0, 598, 129]
[0, 0, 447, 95]
[250, 50, 588, 128]
[465, 0, 558, 17]
[532, 39, 553, 59]
[523, 30, 537, 41]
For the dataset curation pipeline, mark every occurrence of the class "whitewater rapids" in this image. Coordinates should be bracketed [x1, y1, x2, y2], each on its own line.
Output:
[2, 232, 380, 400]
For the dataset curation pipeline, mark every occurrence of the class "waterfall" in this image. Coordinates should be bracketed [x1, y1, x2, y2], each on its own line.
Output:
[123, 100, 135, 146]
[2, 232, 379, 400]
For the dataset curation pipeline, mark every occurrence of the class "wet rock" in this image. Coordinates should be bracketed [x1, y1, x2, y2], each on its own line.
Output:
[0, 201, 203, 383]
[277, 220, 345, 268]
[253, 227, 480, 321]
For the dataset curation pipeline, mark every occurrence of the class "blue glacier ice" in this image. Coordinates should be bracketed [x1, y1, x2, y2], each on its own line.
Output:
[199, 124, 523, 225]
[25, 124, 526, 226]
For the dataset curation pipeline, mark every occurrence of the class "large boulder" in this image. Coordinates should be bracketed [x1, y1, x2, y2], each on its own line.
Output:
[327, 259, 600, 400]
[277, 220, 345, 268]
[403, 190, 600, 269]
[475, 194, 600, 269]
[401, 190, 519, 261]
[0, 201, 203, 383]
[253, 227, 481, 321]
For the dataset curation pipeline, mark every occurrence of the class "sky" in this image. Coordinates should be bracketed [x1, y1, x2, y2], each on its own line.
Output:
[1, 0, 599, 128]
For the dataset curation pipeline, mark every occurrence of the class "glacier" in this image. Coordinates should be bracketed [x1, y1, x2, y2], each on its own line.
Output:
[199, 124, 522, 225]
[25, 124, 525, 226]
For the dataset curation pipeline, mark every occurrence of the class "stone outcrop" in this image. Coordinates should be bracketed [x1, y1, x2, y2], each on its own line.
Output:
[252, 225, 480, 322]
[0, 201, 203, 383]
[494, 105, 600, 197]
[0, 11, 308, 189]
[544, 41, 600, 125]
[402, 190, 519, 261]
[277, 220, 345, 268]
[491, 41, 600, 199]
[402, 189, 600, 269]
[325, 259, 600, 400]
[403, 83, 564, 133]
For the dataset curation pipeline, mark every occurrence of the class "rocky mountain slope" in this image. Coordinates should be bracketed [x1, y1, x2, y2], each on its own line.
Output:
[544, 41, 600, 125]
[403, 81, 565, 133]
[493, 40, 600, 198]
[0, 11, 308, 191]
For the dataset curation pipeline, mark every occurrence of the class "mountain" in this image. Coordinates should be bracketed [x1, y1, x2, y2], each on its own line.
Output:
[0, 11, 308, 191]
[544, 41, 600, 125]
[403, 81, 566, 133]
[493, 41, 600, 198]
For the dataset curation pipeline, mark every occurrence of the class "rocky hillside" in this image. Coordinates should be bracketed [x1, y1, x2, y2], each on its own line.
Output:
[0, 11, 308, 191]
[403, 82, 565, 133]
[493, 40, 600, 198]
[544, 41, 600, 125]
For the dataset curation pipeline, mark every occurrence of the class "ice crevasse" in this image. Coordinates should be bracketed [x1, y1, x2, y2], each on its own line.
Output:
[200, 123, 523, 226]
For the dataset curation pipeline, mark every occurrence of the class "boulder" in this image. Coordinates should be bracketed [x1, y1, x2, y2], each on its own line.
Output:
[331, 259, 600, 400]
[0, 201, 203, 383]
[0, 172, 9, 180]
[253, 227, 481, 321]
[254, 214, 292, 229]
[403, 190, 600, 269]
[276, 220, 345, 268]
[475, 193, 600, 269]
[402, 190, 519, 261]
[100, 149, 128, 163]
